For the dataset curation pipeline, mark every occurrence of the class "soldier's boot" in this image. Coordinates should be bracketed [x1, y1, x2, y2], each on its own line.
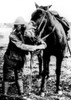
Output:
[17, 79, 24, 97]
[3, 82, 9, 95]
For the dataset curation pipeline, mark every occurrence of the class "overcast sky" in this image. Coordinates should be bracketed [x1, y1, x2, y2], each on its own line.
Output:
[0, 0, 71, 23]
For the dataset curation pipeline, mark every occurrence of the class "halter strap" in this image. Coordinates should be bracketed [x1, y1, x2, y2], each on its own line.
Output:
[38, 12, 46, 31]
[38, 18, 47, 38]
[38, 11, 47, 38]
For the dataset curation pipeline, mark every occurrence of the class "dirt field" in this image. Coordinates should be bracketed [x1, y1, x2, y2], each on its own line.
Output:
[0, 27, 71, 100]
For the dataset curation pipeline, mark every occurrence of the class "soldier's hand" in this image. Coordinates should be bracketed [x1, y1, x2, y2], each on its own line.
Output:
[37, 43, 47, 50]
[38, 44, 47, 49]
[30, 45, 39, 51]
[30, 43, 47, 52]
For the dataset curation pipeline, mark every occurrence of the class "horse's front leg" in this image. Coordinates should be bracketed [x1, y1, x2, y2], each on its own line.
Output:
[40, 53, 50, 94]
[43, 53, 50, 79]
[56, 54, 63, 94]
[38, 50, 43, 77]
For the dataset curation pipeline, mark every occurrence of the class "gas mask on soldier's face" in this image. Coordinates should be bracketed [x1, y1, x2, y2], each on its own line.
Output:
[14, 25, 21, 32]
[21, 25, 26, 33]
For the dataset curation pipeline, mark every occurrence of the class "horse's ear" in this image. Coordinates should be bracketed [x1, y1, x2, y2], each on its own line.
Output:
[35, 3, 39, 8]
[47, 5, 52, 10]
[49, 5, 52, 8]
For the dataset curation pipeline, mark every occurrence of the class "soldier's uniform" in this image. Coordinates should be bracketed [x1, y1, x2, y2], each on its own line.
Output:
[3, 17, 47, 96]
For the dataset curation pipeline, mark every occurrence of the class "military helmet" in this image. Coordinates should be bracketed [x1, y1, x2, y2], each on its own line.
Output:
[14, 16, 27, 25]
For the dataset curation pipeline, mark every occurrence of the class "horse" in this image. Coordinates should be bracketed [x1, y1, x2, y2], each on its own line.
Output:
[31, 3, 68, 94]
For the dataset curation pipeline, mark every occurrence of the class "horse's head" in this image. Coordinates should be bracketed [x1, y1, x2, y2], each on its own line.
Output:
[31, 3, 54, 38]
[31, 3, 52, 25]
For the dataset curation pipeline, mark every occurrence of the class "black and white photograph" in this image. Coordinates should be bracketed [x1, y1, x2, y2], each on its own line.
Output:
[0, 0, 71, 100]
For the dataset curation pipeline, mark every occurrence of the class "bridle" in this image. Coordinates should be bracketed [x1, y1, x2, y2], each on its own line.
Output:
[37, 8, 55, 40]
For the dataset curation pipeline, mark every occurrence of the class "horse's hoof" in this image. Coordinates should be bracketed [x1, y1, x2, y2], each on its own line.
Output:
[58, 90, 63, 95]
[22, 96, 31, 100]
[41, 92, 45, 97]
[55, 90, 63, 96]
[35, 91, 45, 97]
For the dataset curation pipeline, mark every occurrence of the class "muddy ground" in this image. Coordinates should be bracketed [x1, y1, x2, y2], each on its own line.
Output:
[0, 27, 71, 100]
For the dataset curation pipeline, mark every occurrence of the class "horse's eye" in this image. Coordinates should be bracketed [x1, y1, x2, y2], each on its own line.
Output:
[38, 14, 42, 18]
[39, 14, 42, 17]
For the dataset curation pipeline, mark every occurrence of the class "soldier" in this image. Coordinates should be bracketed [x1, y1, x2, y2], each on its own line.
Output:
[2, 16, 47, 97]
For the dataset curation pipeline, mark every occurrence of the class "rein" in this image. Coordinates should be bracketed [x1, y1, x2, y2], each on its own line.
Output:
[42, 26, 55, 40]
